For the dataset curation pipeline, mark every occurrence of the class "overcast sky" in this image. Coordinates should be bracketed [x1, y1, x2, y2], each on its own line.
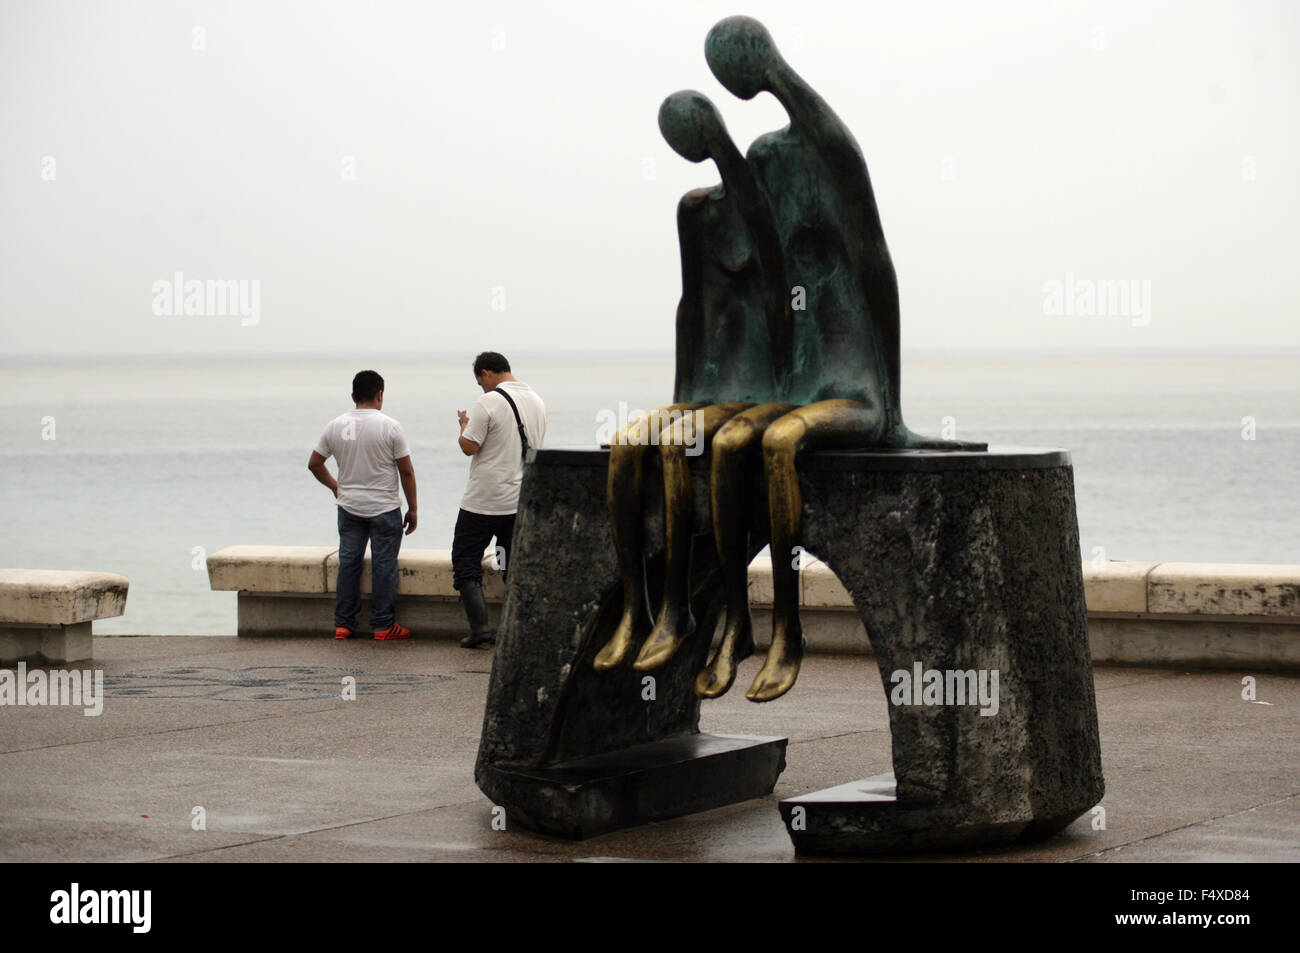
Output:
[2, 0, 1297, 356]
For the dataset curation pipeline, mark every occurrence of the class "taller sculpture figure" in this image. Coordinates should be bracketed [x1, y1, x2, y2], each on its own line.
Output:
[712, 17, 988, 702]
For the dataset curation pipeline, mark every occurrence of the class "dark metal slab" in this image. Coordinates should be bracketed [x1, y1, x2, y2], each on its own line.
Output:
[481, 733, 787, 840]
[779, 773, 1080, 855]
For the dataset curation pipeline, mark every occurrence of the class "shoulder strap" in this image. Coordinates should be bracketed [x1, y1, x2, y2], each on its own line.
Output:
[492, 387, 529, 460]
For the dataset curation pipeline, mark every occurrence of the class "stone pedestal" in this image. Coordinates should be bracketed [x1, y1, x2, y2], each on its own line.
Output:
[0, 622, 93, 666]
[474, 446, 1103, 850]
[782, 446, 1103, 853]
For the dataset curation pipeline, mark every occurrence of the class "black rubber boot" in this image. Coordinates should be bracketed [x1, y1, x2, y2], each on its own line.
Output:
[459, 581, 494, 648]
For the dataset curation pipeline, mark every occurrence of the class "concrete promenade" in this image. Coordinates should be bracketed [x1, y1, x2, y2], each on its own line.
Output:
[1, 634, 1296, 863]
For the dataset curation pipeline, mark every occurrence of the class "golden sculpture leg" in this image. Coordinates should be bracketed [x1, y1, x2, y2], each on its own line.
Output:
[695, 402, 796, 698]
[595, 404, 704, 671]
[748, 399, 886, 702]
[634, 402, 753, 671]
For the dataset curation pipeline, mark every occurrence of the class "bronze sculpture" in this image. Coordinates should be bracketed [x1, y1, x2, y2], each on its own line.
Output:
[598, 16, 982, 703]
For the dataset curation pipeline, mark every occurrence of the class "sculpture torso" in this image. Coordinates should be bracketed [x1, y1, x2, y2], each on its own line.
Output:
[672, 185, 782, 405]
[749, 126, 887, 411]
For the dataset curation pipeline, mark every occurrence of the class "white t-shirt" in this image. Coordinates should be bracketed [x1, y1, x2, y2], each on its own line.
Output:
[460, 381, 547, 515]
[314, 409, 412, 518]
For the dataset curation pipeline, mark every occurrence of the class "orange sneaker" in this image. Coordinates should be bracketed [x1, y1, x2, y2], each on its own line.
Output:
[373, 622, 412, 641]
[334, 627, 354, 640]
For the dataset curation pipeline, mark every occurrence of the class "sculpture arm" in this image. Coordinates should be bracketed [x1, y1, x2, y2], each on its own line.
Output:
[672, 193, 708, 403]
[768, 66, 903, 426]
[767, 69, 867, 181]
[714, 138, 792, 393]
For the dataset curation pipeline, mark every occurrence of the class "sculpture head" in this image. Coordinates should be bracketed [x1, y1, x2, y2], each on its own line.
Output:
[658, 90, 728, 163]
[705, 16, 782, 101]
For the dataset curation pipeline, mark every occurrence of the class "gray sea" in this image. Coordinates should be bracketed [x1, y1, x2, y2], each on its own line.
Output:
[1, 351, 1297, 635]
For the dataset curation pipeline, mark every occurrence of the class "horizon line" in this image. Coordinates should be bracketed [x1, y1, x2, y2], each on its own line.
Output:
[3, 345, 1300, 363]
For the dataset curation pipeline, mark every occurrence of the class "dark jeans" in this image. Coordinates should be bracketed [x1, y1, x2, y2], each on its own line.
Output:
[336, 506, 403, 630]
[452, 508, 516, 590]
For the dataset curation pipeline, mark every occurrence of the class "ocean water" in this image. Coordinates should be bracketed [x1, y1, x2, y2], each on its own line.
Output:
[1, 352, 1297, 635]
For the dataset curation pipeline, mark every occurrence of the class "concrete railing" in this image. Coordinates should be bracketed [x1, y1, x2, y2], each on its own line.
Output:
[0, 570, 129, 665]
[207, 546, 506, 643]
[1082, 561, 1299, 670]
[206, 547, 1300, 670]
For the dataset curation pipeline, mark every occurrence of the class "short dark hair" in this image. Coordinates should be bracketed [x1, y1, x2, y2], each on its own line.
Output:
[473, 351, 511, 376]
[352, 370, 384, 402]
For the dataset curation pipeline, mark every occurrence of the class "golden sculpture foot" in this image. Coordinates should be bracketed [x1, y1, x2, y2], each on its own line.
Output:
[695, 615, 755, 698]
[746, 625, 805, 702]
[594, 610, 644, 670]
[633, 605, 695, 671]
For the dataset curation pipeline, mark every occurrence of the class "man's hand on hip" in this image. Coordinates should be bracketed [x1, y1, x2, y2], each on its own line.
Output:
[308, 451, 340, 498]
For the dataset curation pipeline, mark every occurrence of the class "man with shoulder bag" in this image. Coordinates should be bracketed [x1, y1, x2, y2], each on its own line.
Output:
[454, 351, 548, 648]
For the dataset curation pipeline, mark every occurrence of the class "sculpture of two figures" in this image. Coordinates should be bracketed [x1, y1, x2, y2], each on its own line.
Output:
[595, 16, 983, 703]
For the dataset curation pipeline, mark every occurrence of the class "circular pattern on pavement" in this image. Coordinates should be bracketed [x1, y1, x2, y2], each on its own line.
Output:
[102, 665, 452, 701]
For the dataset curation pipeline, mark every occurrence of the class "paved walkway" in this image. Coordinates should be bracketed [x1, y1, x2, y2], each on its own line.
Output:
[1, 636, 1296, 862]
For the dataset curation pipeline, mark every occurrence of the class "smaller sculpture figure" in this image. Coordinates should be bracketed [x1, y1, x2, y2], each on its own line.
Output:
[594, 90, 790, 674]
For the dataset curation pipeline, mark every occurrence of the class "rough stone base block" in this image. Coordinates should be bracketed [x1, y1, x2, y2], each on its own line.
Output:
[482, 733, 786, 839]
[476, 446, 1103, 853]
[0, 622, 93, 665]
[780, 773, 1074, 855]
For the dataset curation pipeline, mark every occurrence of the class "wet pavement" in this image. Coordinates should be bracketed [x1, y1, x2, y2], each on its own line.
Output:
[1, 635, 1296, 862]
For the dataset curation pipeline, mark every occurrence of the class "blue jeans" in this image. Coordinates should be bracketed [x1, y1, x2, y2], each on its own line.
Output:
[336, 507, 403, 631]
[451, 508, 515, 590]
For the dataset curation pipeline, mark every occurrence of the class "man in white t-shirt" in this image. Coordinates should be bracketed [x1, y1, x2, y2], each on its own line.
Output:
[308, 370, 418, 641]
[454, 351, 547, 647]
